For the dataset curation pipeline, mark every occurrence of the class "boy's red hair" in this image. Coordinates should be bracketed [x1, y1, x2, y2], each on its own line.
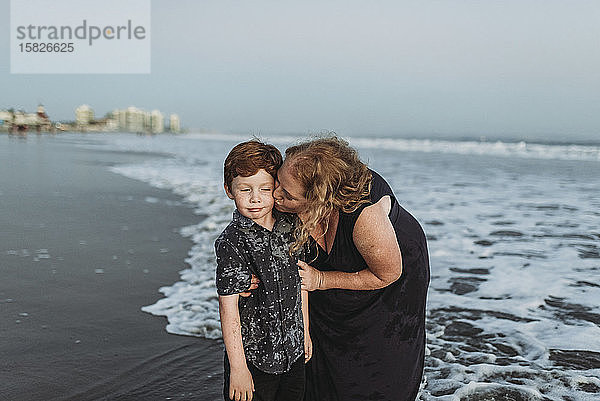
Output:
[224, 140, 283, 189]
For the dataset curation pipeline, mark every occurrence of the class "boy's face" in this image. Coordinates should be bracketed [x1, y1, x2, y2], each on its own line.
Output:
[225, 169, 275, 226]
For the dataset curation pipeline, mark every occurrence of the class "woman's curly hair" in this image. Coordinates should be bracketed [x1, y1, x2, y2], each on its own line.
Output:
[285, 135, 372, 254]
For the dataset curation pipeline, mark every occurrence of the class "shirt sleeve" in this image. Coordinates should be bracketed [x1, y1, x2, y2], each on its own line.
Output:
[215, 238, 252, 296]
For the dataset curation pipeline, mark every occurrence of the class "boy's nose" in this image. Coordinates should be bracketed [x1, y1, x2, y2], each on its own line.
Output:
[273, 186, 282, 201]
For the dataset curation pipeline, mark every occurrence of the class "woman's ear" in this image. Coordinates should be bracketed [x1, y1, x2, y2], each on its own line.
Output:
[224, 183, 234, 199]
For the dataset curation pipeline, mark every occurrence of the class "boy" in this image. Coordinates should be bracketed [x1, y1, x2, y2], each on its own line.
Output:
[215, 140, 311, 401]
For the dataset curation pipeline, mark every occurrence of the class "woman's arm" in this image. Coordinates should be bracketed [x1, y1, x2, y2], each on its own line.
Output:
[218, 294, 255, 401]
[298, 196, 402, 291]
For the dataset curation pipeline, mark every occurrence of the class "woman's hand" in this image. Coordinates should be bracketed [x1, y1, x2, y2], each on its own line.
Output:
[298, 260, 324, 291]
[229, 365, 254, 401]
[239, 275, 260, 298]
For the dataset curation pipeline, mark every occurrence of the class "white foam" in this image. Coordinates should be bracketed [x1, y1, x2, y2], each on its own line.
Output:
[79, 131, 600, 162]
[349, 137, 600, 162]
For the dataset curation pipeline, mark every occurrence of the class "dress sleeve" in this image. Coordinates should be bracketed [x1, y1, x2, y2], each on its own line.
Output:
[368, 170, 394, 204]
[215, 238, 252, 296]
[346, 169, 395, 221]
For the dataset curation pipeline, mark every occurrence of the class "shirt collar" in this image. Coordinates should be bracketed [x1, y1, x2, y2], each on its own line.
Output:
[232, 209, 256, 229]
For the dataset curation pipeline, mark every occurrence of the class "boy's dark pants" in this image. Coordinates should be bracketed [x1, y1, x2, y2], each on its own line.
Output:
[223, 354, 305, 401]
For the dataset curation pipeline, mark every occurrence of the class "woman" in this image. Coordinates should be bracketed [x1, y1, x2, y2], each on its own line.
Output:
[272, 136, 430, 401]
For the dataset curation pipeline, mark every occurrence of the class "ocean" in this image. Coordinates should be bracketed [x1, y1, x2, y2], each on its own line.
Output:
[77, 132, 600, 400]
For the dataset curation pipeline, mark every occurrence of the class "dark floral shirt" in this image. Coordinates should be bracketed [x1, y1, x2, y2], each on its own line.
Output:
[215, 208, 304, 374]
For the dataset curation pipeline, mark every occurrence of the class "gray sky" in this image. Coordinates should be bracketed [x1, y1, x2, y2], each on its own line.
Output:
[1, 0, 599, 141]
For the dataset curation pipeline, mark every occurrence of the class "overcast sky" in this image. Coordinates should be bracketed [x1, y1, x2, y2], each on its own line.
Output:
[1, 0, 599, 141]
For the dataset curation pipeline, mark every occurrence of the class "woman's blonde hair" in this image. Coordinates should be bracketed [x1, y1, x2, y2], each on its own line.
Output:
[285, 135, 372, 254]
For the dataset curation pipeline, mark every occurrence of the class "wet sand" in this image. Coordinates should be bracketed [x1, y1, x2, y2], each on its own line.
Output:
[0, 134, 223, 400]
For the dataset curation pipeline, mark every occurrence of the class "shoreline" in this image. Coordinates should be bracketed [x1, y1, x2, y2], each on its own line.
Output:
[4, 130, 600, 149]
[0, 134, 223, 400]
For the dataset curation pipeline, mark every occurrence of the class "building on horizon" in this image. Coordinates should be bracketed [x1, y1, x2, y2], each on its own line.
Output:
[2, 104, 182, 134]
[150, 110, 164, 134]
[169, 114, 180, 133]
[125, 106, 145, 133]
[75, 104, 94, 128]
[112, 109, 126, 131]
[0, 105, 53, 133]
[0, 110, 11, 128]
[68, 104, 182, 133]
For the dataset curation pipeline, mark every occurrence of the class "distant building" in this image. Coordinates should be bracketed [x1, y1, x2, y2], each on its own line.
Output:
[151, 110, 164, 133]
[169, 114, 180, 133]
[34, 105, 52, 131]
[112, 109, 126, 131]
[0, 105, 54, 133]
[68, 105, 180, 134]
[37, 105, 47, 118]
[125, 106, 145, 133]
[75, 104, 94, 127]
[105, 117, 118, 131]
[0, 110, 11, 127]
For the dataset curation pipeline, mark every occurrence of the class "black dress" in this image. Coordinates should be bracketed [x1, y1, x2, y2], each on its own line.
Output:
[304, 170, 430, 401]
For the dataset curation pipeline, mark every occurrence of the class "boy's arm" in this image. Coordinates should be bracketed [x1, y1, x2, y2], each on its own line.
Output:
[219, 294, 254, 400]
[301, 289, 312, 362]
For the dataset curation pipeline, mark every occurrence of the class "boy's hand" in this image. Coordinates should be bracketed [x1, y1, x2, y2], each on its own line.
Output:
[239, 274, 260, 298]
[229, 365, 254, 401]
[304, 332, 313, 363]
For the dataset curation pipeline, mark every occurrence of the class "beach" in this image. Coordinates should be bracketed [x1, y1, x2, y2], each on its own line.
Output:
[2, 132, 599, 401]
[0, 134, 223, 400]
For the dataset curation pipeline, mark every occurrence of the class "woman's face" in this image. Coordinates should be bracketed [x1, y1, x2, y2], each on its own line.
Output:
[273, 160, 308, 215]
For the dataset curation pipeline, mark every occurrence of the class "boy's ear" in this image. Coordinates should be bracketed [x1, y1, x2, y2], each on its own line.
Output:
[224, 183, 234, 200]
